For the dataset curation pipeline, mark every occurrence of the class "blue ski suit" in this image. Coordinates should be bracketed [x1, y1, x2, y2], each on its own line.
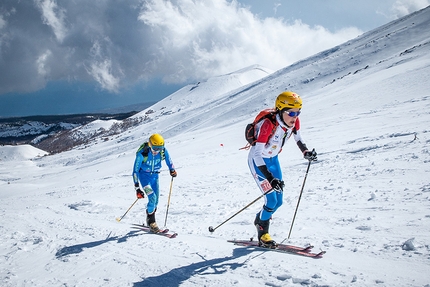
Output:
[132, 143, 175, 214]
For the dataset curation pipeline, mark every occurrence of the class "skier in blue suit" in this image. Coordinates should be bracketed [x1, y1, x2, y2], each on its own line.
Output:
[133, 133, 177, 232]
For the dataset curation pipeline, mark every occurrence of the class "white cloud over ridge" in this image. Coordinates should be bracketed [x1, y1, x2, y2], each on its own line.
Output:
[2, 0, 423, 96]
[138, 0, 363, 83]
[391, 0, 430, 18]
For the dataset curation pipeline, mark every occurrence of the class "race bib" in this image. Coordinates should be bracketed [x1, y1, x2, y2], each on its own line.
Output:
[260, 180, 272, 192]
[143, 185, 154, 195]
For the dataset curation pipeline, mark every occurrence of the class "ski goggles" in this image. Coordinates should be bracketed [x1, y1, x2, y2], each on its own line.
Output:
[150, 145, 164, 152]
[283, 110, 301, 117]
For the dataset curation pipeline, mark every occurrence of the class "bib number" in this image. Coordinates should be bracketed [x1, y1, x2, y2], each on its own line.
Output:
[260, 180, 272, 192]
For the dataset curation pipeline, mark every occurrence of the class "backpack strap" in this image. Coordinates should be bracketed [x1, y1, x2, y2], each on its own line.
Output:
[261, 112, 283, 144]
[159, 148, 165, 161]
[266, 113, 278, 141]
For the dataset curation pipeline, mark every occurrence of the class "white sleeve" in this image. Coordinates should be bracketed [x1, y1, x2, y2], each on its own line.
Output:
[293, 129, 304, 143]
[251, 142, 266, 167]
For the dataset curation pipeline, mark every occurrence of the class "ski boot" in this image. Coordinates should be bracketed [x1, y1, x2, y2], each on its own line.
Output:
[255, 215, 277, 249]
[149, 222, 160, 233]
[146, 210, 160, 233]
[259, 233, 277, 248]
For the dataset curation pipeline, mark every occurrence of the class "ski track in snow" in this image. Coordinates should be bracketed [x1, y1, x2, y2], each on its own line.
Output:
[1, 7, 430, 287]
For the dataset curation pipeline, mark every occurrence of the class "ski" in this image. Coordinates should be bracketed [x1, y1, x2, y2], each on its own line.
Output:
[131, 224, 178, 239]
[228, 239, 325, 258]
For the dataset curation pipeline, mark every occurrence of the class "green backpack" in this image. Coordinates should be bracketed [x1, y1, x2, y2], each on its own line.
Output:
[136, 142, 165, 163]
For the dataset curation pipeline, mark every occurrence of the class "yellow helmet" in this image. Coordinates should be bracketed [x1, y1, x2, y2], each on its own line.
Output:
[149, 133, 164, 148]
[275, 91, 302, 111]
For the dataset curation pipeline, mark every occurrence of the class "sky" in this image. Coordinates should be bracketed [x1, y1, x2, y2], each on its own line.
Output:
[0, 0, 429, 117]
[1, 6, 430, 285]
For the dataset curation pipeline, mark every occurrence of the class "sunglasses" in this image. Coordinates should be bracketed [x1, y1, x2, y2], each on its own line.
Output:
[151, 145, 164, 152]
[283, 110, 301, 117]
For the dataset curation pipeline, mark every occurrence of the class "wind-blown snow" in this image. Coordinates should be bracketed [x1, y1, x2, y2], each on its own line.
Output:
[1, 6, 430, 287]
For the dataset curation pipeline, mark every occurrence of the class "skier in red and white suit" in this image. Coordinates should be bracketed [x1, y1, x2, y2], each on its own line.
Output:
[248, 91, 317, 247]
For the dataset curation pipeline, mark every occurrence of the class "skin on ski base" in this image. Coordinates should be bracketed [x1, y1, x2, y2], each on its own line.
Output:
[228, 239, 325, 258]
[131, 224, 178, 238]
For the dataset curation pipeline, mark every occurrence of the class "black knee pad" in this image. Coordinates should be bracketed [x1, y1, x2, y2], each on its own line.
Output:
[263, 205, 274, 213]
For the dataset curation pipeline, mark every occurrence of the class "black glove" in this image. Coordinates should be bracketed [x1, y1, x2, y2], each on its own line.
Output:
[270, 178, 285, 191]
[304, 149, 317, 161]
[135, 185, 145, 198]
[170, 169, 177, 177]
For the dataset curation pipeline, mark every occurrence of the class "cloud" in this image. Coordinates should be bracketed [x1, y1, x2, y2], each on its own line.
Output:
[391, 0, 430, 18]
[0, 0, 366, 96]
[0, 14, 6, 30]
[87, 59, 120, 92]
[35, 0, 67, 43]
[138, 0, 363, 83]
[273, 2, 282, 15]
[36, 50, 52, 77]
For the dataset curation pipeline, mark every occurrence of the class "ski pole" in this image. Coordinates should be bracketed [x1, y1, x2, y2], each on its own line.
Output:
[286, 156, 313, 240]
[163, 177, 174, 227]
[116, 198, 139, 222]
[208, 188, 273, 233]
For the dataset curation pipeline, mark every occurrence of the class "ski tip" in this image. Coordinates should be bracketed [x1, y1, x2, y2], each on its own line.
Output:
[302, 245, 314, 252]
[312, 251, 326, 258]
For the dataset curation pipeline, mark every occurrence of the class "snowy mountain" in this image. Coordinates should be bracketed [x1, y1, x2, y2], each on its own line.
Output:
[0, 112, 137, 149]
[1, 6, 430, 287]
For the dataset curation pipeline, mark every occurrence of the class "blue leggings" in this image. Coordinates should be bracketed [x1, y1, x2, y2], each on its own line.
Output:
[138, 172, 160, 214]
[248, 156, 283, 221]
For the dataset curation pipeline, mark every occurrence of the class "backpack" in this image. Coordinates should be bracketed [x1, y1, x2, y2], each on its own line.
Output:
[241, 108, 297, 150]
[136, 142, 165, 162]
[242, 108, 278, 149]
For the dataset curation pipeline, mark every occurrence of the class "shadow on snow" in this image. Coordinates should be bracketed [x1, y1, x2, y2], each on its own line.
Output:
[55, 231, 272, 286]
[55, 230, 141, 259]
[133, 247, 263, 287]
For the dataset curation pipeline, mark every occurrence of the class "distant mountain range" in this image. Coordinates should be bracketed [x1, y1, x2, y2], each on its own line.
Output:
[0, 101, 156, 150]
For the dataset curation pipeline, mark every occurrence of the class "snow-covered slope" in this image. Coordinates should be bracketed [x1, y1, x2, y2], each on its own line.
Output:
[0, 6, 430, 287]
[0, 144, 48, 161]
